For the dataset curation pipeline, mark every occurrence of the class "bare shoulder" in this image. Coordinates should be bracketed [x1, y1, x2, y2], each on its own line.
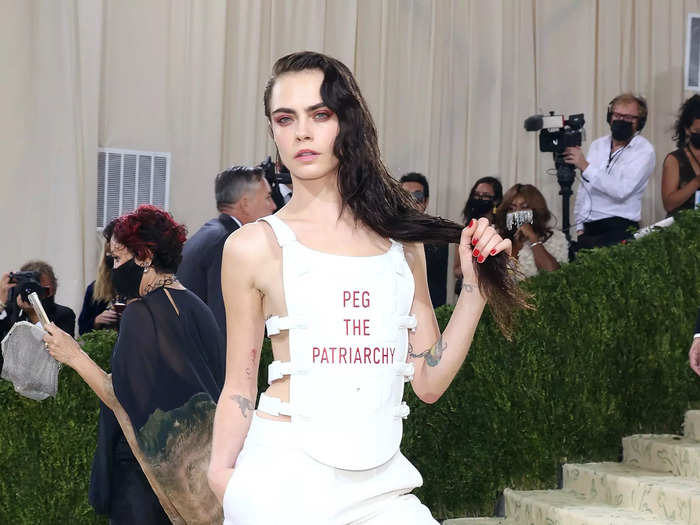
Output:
[223, 222, 278, 266]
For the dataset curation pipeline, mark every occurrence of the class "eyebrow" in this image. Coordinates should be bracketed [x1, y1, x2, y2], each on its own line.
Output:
[271, 102, 327, 116]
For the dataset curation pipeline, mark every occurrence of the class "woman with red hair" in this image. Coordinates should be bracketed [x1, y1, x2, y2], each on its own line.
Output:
[44, 205, 225, 524]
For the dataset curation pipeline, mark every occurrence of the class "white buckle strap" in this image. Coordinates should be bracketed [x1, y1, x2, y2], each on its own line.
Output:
[257, 393, 293, 417]
[398, 315, 417, 331]
[267, 360, 309, 384]
[393, 401, 410, 419]
[265, 315, 307, 336]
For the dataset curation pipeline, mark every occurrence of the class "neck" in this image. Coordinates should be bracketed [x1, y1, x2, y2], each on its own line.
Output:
[612, 137, 630, 151]
[282, 169, 344, 221]
[140, 271, 176, 296]
[687, 143, 700, 156]
[27, 310, 39, 324]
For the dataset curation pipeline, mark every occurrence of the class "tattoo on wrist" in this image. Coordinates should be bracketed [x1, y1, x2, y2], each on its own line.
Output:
[407, 336, 447, 367]
[462, 283, 474, 293]
[231, 395, 254, 418]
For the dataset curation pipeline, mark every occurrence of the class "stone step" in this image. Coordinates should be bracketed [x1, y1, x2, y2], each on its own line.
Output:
[623, 434, 700, 479]
[563, 461, 700, 524]
[442, 518, 510, 525]
[504, 488, 680, 525]
[685, 411, 700, 441]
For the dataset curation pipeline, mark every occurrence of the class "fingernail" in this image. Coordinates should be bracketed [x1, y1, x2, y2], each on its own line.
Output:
[490, 249, 496, 255]
[472, 249, 480, 257]
[477, 255, 485, 263]
[471, 237, 478, 245]
[468, 219, 474, 228]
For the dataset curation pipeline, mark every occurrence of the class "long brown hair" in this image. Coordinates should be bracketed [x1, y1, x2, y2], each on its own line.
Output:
[495, 184, 554, 241]
[264, 52, 530, 337]
[93, 220, 116, 303]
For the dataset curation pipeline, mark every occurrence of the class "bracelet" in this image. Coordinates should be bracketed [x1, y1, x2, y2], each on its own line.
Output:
[530, 241, 543, 248]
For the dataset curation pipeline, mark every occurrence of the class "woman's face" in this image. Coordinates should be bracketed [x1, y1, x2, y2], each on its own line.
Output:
[268, 69, 340, 182]
[473, 183, 496, 200]
[508, 194, 530, 212]
[686, 118, 700, 136]
[109, 238, 135, 269]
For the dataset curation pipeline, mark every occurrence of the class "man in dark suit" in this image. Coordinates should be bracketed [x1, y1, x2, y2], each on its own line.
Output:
[178, 166, 276, 337]
[0, 261, 76, 372]
[399, 172, 449, 307]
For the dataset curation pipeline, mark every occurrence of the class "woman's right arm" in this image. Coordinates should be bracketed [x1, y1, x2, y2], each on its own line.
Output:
[662, 154, 700, 212]
[208, 225, 267, 502]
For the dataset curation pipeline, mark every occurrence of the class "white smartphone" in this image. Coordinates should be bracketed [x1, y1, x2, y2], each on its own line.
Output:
[28, 291, 51, 330]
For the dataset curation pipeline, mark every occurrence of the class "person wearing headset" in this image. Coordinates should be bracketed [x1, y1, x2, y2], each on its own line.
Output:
[564, 93, 656, 249]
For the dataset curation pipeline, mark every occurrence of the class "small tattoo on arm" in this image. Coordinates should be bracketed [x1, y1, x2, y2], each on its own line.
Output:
[462, 283, 474, 293]
[231, 395, 254, 418]
[407, 337, 448, 367]
[245, 348, 257, 377]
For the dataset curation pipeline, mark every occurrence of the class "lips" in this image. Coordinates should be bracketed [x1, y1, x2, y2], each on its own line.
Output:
[295, 149, 319, 159]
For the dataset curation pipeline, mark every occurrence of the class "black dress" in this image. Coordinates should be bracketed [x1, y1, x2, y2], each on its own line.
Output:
[78, 281, 113, 335]
[666, 149, 698, 216]
[93, 287, 225, 523]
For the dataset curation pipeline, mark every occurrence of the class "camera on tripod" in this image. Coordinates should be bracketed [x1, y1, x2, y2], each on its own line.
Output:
[524, 112, 585, 154]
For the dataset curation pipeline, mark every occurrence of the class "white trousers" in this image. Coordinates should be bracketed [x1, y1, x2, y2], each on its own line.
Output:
[223, 413, 438, 525]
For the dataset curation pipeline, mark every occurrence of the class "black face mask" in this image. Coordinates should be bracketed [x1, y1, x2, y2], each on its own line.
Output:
[110, 258, 144, 299]
[689, 132, 700, 149]
[610, 120, 634, 142]
[467, 197, 494, 219]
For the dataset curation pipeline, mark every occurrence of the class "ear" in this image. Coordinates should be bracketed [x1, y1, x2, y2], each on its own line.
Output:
[135, 249, 153, 268]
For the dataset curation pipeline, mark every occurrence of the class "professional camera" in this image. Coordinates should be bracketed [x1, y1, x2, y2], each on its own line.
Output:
[524, 112, 585, 153]
[8, 271, 49, 302]
[259, 157, 292, 187]
[523, 112, 586, 258]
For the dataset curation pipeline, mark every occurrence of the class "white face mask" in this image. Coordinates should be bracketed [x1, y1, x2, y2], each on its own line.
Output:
[506, 210, 534, 231]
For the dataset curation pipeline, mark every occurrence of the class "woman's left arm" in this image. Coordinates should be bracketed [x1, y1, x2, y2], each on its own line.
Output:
[408, 218, 510, 403]
[43, 323, 117, 410]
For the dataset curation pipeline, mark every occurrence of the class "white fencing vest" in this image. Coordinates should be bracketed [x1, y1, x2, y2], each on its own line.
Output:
[257, 215, 417, 471]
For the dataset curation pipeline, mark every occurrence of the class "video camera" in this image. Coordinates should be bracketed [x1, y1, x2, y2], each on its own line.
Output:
[8, 271, 49, 303]
[524, 112, 585, 154]
[259, 157, 292, 187]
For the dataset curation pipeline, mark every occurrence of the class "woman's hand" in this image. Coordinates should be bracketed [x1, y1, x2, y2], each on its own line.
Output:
[516, 222, 539, 244]
[94, 309, 120, 327]
[43, 322, 83, 367]
[459, 217, 512, 283]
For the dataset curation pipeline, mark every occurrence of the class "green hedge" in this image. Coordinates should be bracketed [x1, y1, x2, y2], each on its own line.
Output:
[1, 211, 698, 522]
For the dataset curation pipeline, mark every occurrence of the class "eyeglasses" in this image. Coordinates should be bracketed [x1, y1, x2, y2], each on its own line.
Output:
[611, 112, 639, 122]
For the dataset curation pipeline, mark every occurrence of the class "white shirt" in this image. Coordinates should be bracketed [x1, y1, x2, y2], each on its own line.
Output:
[574, 134, 656, 231]
[279, 184, 292, 204]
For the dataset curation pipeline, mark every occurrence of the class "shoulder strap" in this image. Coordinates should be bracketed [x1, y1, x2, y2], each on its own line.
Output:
[258, 215, 297, 247]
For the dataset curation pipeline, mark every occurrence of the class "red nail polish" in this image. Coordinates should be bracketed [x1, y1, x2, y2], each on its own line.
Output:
[490, 249, 496, 255]
[477, 255, 485, 263]
[468, 219, 474, 228]
[472, 249, 480, 257]
[471, 237, 478, 245]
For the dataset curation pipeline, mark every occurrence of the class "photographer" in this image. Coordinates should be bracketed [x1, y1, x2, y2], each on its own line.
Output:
[177, 166, 276, 337]
[565, 93, 656, 249]
[0, 261, 76, 370]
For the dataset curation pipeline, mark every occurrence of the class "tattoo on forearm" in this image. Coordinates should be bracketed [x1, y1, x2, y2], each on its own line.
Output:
[462, 283, 474, 293]
[407, 337, 447, 367]
[230, 395, 254, 418]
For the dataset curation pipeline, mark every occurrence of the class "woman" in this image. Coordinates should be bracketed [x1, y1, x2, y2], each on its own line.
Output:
[454, 177, 503, 292]
[495, 183, 568, 279]
[208, 51, 526, 524]
[78, 220, 120, 335]
[44, 205, 225, 524]
[662, 94, 700, 216]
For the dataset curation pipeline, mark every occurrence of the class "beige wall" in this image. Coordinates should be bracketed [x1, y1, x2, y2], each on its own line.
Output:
[1, 0, 698, 321]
